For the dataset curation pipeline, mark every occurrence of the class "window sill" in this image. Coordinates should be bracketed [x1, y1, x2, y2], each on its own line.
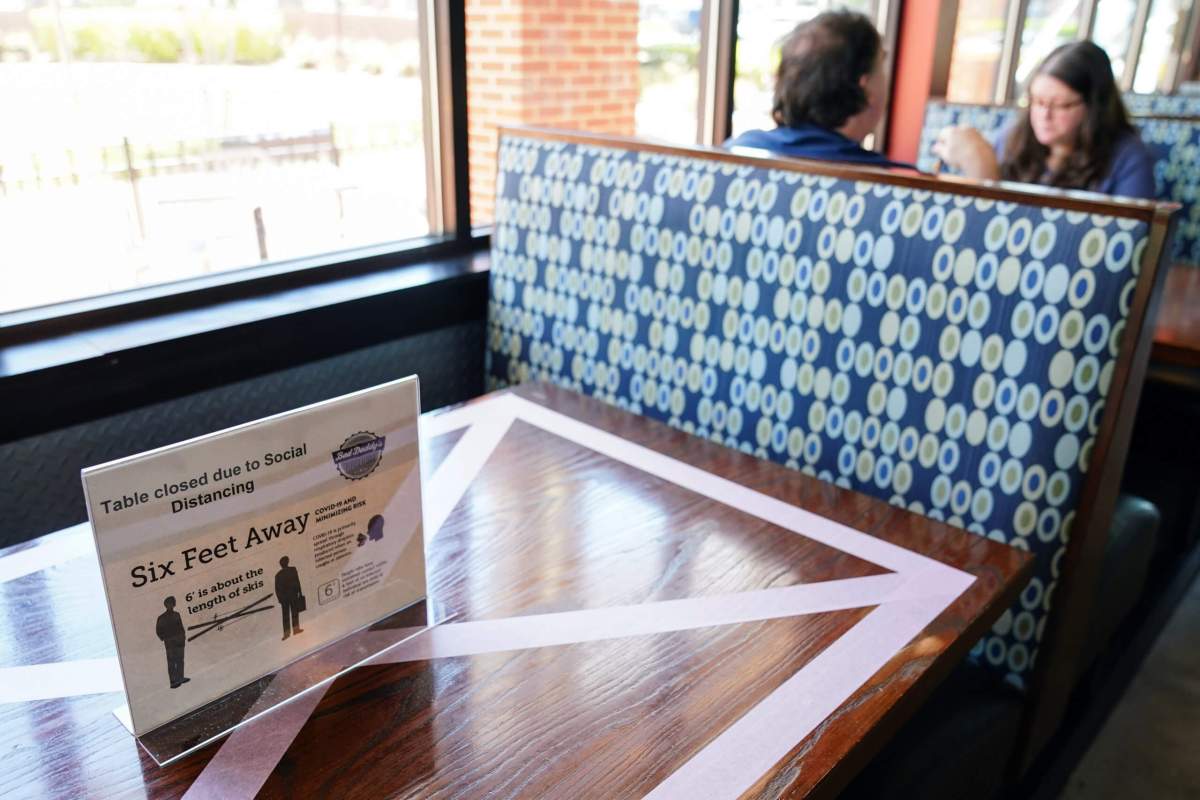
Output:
[0, 248, 491, 443]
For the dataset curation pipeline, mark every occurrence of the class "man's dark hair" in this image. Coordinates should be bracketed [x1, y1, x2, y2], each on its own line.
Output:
[772, 11, 882, 131]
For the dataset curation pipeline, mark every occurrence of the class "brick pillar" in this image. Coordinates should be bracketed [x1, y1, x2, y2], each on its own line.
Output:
[466, 0, 641, 225]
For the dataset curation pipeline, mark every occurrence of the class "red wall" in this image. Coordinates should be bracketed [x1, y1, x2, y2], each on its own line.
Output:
[887, 0, 949, 166]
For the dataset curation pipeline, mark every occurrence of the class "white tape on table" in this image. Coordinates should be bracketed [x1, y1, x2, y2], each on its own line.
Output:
[0, 525, 96, 585]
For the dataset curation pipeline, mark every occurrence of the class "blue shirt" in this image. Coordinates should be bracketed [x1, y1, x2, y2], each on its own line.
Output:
[994, 127, 1156, 200]
[725, 124, 914, 170]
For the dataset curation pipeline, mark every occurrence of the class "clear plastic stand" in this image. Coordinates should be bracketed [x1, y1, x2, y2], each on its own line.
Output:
[114, 597, 453, 766]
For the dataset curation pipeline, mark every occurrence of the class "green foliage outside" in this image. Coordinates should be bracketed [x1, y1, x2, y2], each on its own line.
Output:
[70, 23, 122, 61]
[29, 9, 284, 65]
[639, 41, 699, 87]
[128, 27, 183, 63]
[735, 40, 782, 94]
[232, 27, 283, 65]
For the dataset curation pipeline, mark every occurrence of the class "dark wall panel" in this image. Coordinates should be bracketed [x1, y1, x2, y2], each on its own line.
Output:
[1, 321, 484, 547]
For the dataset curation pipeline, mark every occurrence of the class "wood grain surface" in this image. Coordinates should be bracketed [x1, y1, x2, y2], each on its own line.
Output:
[1152, 264, 1200, 368]
[0, 383, 1031, 799]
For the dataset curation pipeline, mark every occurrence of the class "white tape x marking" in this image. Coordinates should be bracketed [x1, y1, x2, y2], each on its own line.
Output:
[0, 393, 975, 799]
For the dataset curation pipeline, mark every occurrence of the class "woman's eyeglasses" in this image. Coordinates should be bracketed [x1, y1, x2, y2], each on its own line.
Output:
[1029, 97, 1084, 114]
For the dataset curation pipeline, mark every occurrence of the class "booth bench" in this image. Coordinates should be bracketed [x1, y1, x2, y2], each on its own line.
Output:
[486, 127, 1176, 795]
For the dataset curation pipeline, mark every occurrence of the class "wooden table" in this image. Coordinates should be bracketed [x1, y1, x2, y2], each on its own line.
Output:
[1152, 264, 1200, 369]
[0, 383, 1031, 799]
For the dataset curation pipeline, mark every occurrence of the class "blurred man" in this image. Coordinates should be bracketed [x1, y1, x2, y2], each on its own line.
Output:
[726, 11, 910, 169]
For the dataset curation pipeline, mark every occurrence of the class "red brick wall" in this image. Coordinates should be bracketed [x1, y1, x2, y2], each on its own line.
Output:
[466, 0, 641, 224]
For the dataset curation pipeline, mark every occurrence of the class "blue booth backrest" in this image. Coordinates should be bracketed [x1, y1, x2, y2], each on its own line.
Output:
[487, 132, 1155, 688]
[1138, 117, 1200, 264]
[916, 97, 1200, 164]
[919, 101, 1199, 264]
[1123, 92, 1200, 117]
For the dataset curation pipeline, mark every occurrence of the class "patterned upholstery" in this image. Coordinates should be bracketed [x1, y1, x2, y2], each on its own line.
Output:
[1138, 117, 1200, 264]
[919, 101, 1200, 264]
[916, 102, 1017, 173]
[1123, 92, 1200, 117]
[917, 96, 1200, 144]
[487, 133, 1157, 688]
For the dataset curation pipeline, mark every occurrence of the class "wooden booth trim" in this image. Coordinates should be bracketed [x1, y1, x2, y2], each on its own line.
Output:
[499, 126, 1173, 224]
[1015, 210, 1178, 772]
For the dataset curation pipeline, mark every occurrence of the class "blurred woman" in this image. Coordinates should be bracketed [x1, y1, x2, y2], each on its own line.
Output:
[932, 41, 1154, 198]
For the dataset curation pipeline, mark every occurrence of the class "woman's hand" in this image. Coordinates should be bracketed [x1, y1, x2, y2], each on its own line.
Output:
[931, 125, 1001, 181]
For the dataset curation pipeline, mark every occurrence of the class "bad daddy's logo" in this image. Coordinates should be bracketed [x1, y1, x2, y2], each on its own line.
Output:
[331, 431, 385, 480]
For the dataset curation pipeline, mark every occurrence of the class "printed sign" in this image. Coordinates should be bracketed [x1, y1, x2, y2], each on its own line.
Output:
[82, 377, 425, 735]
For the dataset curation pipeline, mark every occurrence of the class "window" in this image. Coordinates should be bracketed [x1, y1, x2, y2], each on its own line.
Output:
[946, 0, 1010, 103]
[465, 0, 703, 227]
[12, 0, 1199, 326]
[731, 0, 884, 138]
[1134, 0, 1193, 92]
[636, 1, 703, 144]
[1014, 0, 1083, 90]
[945, 0, 1200, 104]
[1091, 0, 1140, 83]
[1, 0, 435, 315]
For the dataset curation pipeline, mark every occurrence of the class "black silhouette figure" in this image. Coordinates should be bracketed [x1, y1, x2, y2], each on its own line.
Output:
[367, 514, 385, 541]
[274, 556, 305, 640]
[155, 596, 189, 688]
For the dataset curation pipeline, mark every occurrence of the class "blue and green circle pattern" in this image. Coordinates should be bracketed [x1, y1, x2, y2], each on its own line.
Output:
[1122, 92, 1200, 118]
[919, 101, 1197, 265]
[487, 135, 1151, 688]
[1137, 117, 1200, 265]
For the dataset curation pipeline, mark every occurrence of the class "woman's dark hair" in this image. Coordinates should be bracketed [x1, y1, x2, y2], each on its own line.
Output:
[772, 11, 882, 131]
[1001, 41, 1133, 189]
